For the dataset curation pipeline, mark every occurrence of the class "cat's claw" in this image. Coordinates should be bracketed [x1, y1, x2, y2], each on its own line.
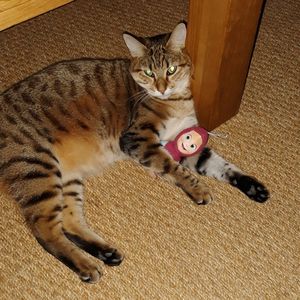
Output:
[78, 261, 103, 283]
[179, 184, 213, 205]
[148, 170, 161, 179]
[193, 189, 213, 205]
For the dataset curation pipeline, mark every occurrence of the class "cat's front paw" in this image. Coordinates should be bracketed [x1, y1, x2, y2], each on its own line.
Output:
[178, 183, 213, 205]
[230, 174, 269, 203]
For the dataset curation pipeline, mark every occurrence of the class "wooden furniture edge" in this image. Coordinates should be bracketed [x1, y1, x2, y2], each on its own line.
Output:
[186, 0, 265, 130]
[0, 0, 74, 31]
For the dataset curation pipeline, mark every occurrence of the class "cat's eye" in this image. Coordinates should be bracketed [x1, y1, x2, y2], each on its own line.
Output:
[190, 144, 197, 150]
[185, 134, 191, 140]
[167, 65, 177, 76]
[144, 69, 154, 77]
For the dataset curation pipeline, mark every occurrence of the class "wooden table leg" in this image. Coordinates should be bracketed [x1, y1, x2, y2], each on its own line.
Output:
[186, 0, 265, 130]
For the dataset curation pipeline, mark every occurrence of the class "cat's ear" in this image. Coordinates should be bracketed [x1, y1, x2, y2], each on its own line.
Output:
[166, 23, 187, 51]
[123, 33, 147, 57]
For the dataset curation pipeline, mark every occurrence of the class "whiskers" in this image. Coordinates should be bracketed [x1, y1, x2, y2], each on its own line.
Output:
[128, 89, 149, 110]
[126, 90, 149, 127]
[127, 90, 148, 104]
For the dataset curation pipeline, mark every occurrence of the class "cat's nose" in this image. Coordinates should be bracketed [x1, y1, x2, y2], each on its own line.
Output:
[156, 78, 167, 94]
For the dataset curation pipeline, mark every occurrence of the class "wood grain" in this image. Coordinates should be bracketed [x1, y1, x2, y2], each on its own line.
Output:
[186, 0, 264, 130]
[0, 0, 28, 12]
[0, 0, 73, 31]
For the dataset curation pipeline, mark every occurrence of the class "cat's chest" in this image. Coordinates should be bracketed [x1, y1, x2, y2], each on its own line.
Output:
[159, 103, 198, 141]
[159, 115, 198, 142]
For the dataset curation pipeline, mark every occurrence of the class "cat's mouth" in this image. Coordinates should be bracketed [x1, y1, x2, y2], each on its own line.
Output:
[149, 90, 173, 100]
[158, 94, 171, 100]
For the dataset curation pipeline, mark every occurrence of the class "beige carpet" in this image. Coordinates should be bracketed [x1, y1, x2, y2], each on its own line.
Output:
[0, 0, 299, 299]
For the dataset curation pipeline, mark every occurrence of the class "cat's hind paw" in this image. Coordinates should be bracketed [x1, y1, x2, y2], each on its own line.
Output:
[100, 248, 124, 266]
[79, 265, 102, 284]
[63, 231, 124, 266]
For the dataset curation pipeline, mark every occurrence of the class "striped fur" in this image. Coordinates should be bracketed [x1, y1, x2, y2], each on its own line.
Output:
[0, 23, 268, 283]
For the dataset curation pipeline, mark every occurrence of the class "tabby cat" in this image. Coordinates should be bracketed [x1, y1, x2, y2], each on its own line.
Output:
[0, 23, 269, 283]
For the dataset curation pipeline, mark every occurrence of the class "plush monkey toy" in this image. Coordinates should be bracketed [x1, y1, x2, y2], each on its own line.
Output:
[163, 126, 209, 161]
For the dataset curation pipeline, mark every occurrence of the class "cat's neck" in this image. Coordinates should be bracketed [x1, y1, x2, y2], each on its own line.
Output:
[149, 96, 195, 120]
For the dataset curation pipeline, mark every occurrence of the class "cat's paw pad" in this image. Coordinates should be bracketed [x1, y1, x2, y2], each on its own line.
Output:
[231, 175, 269, 203]
[100, 248, 124, 266]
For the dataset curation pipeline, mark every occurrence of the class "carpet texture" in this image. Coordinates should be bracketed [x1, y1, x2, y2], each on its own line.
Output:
[0, 0, 299, 299]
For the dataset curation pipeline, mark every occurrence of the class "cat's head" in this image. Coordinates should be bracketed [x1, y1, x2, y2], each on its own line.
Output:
[123, 23, 192, 100]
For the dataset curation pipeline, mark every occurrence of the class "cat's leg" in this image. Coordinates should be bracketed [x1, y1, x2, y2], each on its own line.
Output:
[3, 153, 102, 283]
[120, 130, 213, 204]
[182, 147, 269, 203]
[61, 174, 123, 266]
